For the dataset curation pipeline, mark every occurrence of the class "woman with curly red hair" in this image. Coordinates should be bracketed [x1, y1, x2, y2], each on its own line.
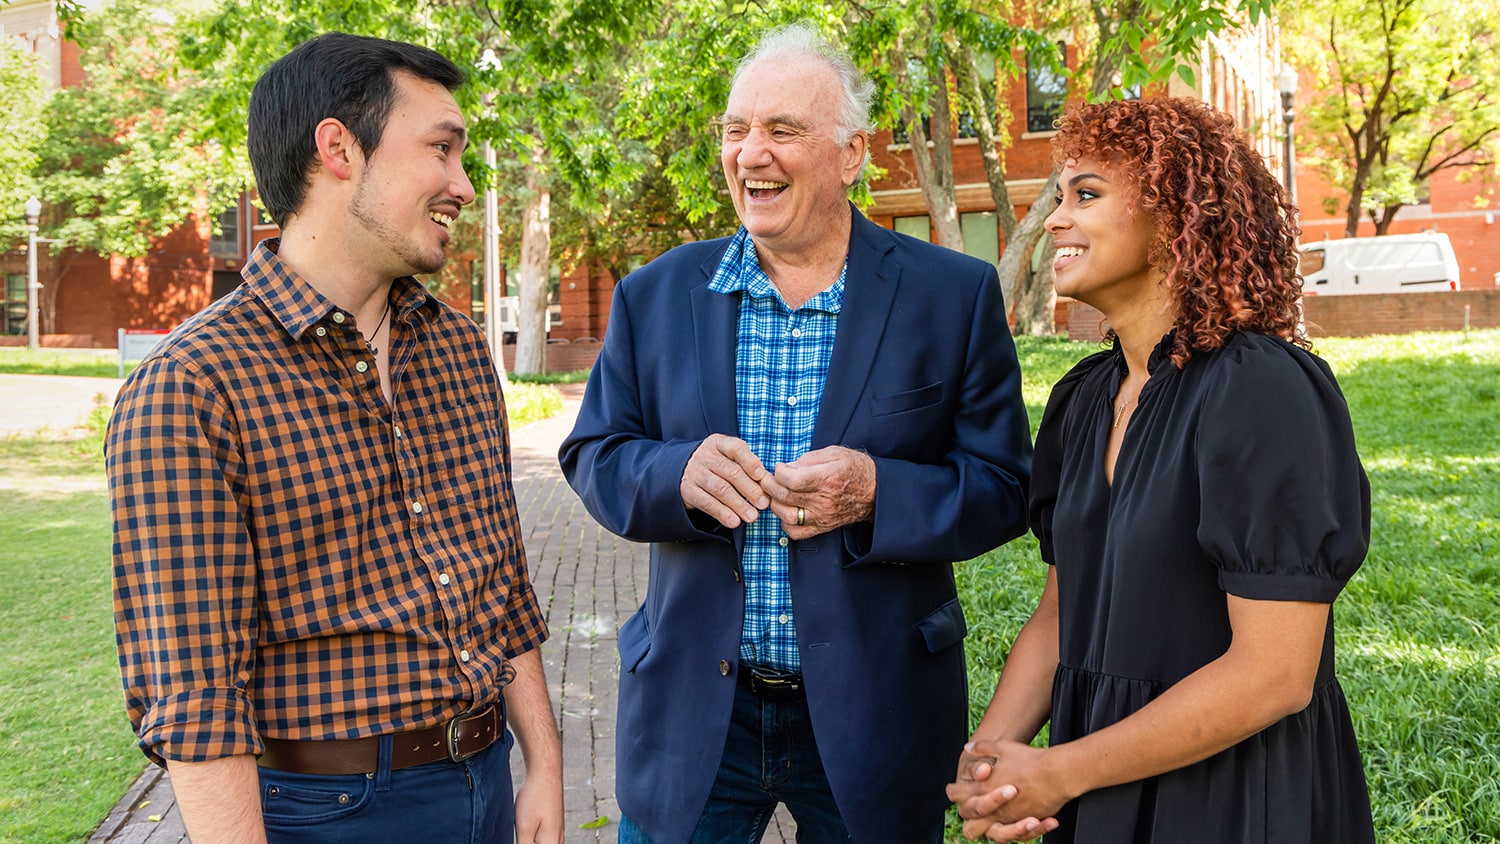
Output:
[946, 97, 1376, 843]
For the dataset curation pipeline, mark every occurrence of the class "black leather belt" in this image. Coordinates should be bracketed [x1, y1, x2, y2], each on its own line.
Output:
[740, 665, 805, 702]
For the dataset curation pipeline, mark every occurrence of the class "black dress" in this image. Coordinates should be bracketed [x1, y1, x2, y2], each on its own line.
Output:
[1029, 332, 1376, 843]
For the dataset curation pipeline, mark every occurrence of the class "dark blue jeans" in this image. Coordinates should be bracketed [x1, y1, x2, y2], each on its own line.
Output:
[619, 681, 853, 844]
[258, 728, 515, 843]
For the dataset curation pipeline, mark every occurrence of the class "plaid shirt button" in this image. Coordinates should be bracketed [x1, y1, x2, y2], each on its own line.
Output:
[706, 228, 845, 674]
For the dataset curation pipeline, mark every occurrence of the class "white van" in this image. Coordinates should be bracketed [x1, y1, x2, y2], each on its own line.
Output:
[1298, 233, 1461, 295]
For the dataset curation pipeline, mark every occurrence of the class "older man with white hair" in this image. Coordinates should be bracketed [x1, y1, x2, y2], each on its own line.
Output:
[561, 23, 1032, 844]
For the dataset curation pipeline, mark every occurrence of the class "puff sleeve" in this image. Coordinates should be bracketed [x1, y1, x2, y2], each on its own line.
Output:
[1195, 337, 1370, 602]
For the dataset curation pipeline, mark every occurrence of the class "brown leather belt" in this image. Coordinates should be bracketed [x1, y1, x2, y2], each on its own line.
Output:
[258, 703, 503, 775]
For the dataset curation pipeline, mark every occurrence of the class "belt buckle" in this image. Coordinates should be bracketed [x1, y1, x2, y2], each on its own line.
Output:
[445, 708, 485, 763]
[753, 667, 797, 687]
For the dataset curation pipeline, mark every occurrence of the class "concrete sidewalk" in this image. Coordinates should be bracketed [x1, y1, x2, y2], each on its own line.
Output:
[0, 374, 123, 436]
[68, 381, 794, 843]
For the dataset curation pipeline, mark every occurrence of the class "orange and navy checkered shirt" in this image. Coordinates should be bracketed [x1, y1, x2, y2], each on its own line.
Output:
[107, 239, 546, 767]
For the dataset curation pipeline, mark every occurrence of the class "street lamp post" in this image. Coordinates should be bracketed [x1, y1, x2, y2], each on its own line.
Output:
[483, 136, 501, 368]
[24, 196, 41, 351]
[1276, 63, 1298, 207]
[477, 49, 504, 376]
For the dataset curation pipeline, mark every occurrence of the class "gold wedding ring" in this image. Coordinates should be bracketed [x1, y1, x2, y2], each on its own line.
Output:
[796, 507, 806, 527]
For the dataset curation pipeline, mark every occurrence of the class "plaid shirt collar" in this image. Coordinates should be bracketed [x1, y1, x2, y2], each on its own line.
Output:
[707, 228, 847, 312]
[244, 238, 437, 341]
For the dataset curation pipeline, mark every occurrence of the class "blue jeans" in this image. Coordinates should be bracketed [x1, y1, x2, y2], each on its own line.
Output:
[258, 728, 515, 843]
[619, 681, 852, 844]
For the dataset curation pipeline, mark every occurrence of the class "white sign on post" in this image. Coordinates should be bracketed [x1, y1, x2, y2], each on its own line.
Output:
[118, 329, 170, 377]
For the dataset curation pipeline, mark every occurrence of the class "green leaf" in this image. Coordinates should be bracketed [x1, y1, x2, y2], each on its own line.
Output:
[579, 815, 611, 829]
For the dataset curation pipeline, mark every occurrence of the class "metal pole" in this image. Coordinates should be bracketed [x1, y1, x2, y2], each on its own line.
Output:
[482, 139, 502, 371]
[1281, 94, 1297, 207]
[25, 203, 39, 351]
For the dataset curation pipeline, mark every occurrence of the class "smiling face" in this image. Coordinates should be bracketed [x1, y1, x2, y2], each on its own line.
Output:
[1045, 155, 1162, 313]
[719, 57, 867, 262]
[348, 70, 474, 277]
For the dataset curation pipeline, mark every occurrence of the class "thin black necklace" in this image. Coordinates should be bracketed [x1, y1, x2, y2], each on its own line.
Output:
[362, 299, 392, 357]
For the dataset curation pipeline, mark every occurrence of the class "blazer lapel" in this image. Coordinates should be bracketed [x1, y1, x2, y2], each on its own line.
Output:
[813, 210, 898, 448]
[690, 256, 740, 438]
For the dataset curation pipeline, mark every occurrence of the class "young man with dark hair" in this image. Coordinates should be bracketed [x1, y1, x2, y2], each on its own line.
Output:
[108, 32, 563, 843]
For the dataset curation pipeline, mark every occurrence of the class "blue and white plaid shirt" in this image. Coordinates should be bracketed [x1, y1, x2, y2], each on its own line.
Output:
[707, 228, 846, 672]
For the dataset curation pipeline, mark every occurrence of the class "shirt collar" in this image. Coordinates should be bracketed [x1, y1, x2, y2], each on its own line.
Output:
[243, 238, 435, 341]
[707, 228, 846, 313]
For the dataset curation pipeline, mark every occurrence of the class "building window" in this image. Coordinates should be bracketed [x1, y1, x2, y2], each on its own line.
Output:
[253, 202, 276, 228]
[891, 110, 979, 145]
[1026, 43, 1067, 133]
[4, 273, 27, 335]
[956, 111, 980, 139]
[894, 215, 932, 243]
[961, 212, 1000, 266]
[892, 116, 930, 147]
[210, 202, 241, 260]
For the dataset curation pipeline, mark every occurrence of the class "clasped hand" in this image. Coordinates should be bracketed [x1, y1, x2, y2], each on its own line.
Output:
[946, 741, 1065, 842]
[679, 436, 875, 538]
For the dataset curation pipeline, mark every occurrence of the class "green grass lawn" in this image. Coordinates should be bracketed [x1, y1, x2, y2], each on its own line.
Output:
[0, 348, 129, 378]
[2, 331, 1496, 842]
[953, 329, 1500, 842]
[0, 418, 142, 843]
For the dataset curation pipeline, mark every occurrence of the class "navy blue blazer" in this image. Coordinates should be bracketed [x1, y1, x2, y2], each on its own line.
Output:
[559, 209, 1032, 844]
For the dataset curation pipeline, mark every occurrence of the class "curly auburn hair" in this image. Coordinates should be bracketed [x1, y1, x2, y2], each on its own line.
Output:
[1052, 97, 1309, 367]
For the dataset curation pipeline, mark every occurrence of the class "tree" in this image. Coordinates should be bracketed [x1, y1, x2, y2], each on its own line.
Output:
[463, 0, 649, 374]
[0, 39, 44, 246]
[1284, 0, 1500, 236]
[31, 0, 249, 258]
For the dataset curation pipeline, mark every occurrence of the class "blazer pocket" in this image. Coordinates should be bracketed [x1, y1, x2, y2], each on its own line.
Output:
[870, 381, 943, 417]
[618, 610, 652, 673]
[915, 598, 968, 653]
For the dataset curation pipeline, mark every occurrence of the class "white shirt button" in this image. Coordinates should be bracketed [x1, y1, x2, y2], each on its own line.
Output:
[315, 326, 327, 337]
[459, 649, 471, 662]
[411, 500, 423, 515]
[778, 613, 789, 624]
[790, 328, 803, 338]
[355, 360, 369, 373]
[394, 425, 403, 439]
[332, 312, 346, 324]
[786, 396, 798, 407]
[438, 573, 451, 585]
[778, 536, 789, 547]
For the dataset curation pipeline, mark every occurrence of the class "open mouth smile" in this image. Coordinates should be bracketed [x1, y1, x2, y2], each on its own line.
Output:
[745, 179, 788, 200]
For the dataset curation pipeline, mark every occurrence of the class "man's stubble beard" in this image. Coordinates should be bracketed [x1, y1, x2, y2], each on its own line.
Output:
[350, 172, 448, 277]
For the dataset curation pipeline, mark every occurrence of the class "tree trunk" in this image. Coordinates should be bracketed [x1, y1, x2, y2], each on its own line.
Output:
[1015, 238, 1057, 336]
[950, 44, 1016, 243]
[514, 162, 551, 376]
[1344, 155, 1371, 238]
[996, 169, 1060, 321]
[905, 107, 964, 251]
[1374, 205, 1400, 235]
[900, 40, 964, 253]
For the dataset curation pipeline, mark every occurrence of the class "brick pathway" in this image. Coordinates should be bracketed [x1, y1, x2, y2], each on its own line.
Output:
[85, 382, 793, 843]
